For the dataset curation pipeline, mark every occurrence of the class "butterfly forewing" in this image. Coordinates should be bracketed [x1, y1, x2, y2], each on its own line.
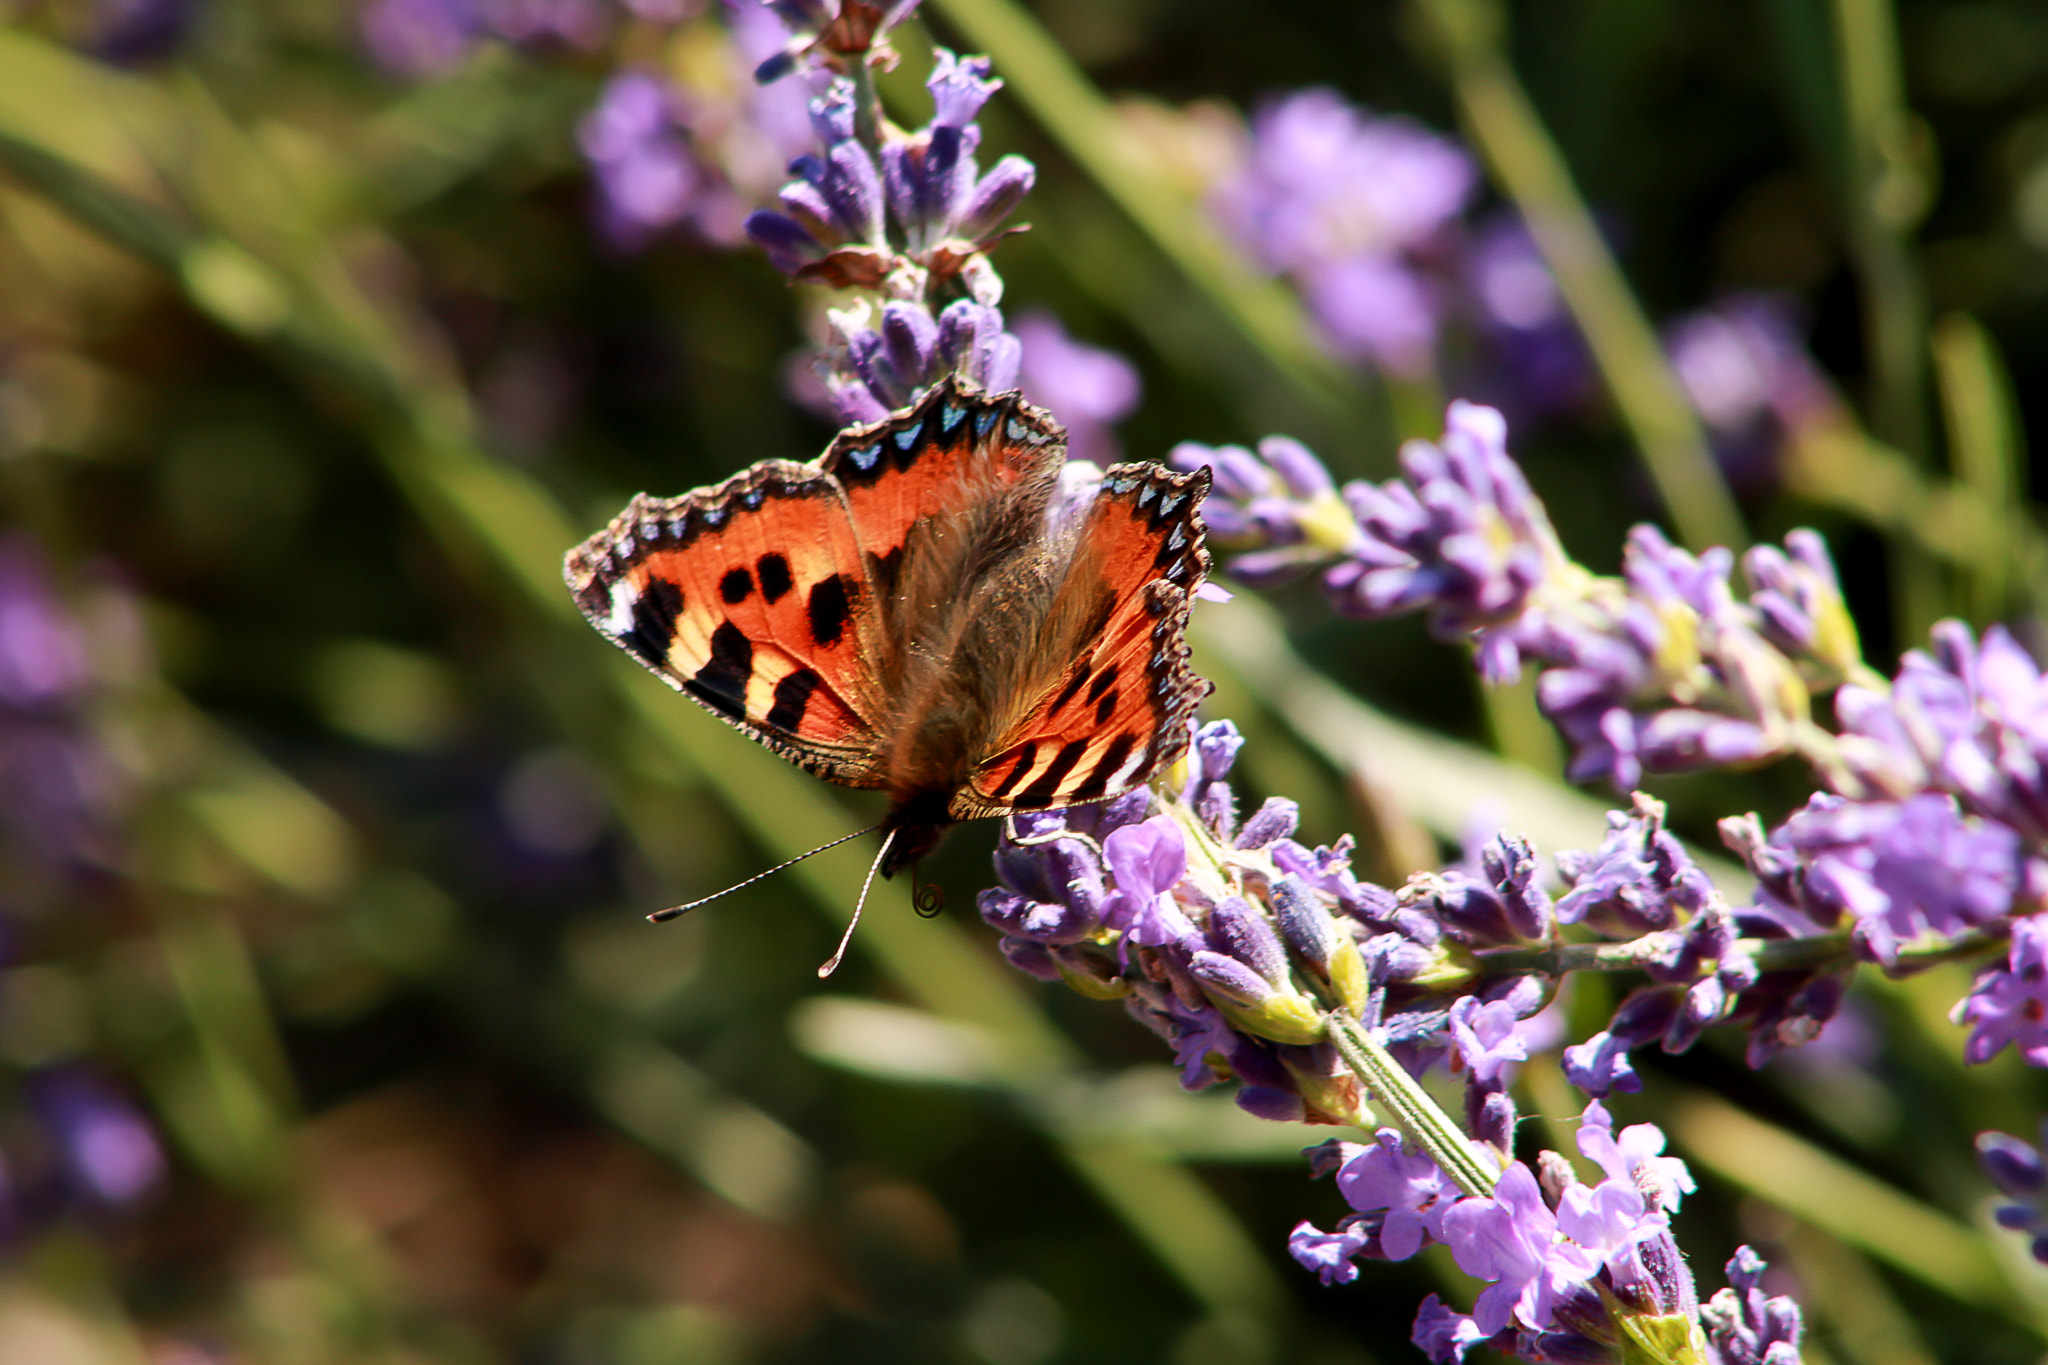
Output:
[564, 460, 892, 787]
[953, 461, 1214, 820]
[820, 376, 1063, 597]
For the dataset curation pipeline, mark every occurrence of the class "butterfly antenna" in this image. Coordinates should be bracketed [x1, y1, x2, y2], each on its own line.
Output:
[818, 827, 897, 978]
[647, 822, 883, 924]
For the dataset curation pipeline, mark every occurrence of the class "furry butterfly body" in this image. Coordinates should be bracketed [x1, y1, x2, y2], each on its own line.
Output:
[563, 378, 1213, 876]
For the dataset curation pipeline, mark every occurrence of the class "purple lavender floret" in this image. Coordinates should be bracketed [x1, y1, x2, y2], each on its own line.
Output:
[882, 51, 1035, 254]
[746, 53, 1034, 292]
[1700, 1247, 1806, 1365]
[1953, 913, 2048, 1065]
[1554, 793, 1715, 935]
[1169, 434, 1360, 587]
[1291, 1128, 1464, 1278]
[822, 298, 1020, 421]
[1413, 1294, 1502, 1364]
[1403, 832, 1552, 949]
[1332, 402, 1558, 663]
[1755, 791, 2023, 967]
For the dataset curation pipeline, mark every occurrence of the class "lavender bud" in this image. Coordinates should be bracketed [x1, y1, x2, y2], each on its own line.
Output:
[1188, 949, 1278, 1005]
[1236, 796, 1300, 849]
[1203, 896, 1284, 983]
[1269, 876, 1334, 976]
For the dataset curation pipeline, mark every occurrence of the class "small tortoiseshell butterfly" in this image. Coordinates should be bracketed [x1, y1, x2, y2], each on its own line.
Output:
[564, 377, 1212, 963]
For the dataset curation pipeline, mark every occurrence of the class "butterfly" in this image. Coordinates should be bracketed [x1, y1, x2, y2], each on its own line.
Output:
[563, 377, 1213, 966]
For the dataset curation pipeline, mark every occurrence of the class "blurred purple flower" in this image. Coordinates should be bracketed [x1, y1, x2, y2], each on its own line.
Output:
[1976, 1123, 2048, 1264]
[24, 1066, 164, 1211]
[361, 0, 609, 76]
[572, 7, 819, 252]
[581, 73, 715, 251]
[1014, 311, 1140, 465]
[86, 0, 200, 65]
[1211, 88, 1476, 375]
[0, 539, 129, 878]
[361, 0, 479, 78]
[1665, 294, 1837, 494]
[1459, 214, 1595, 419]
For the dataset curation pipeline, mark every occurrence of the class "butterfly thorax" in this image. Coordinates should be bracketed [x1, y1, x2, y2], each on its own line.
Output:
[872, 486, 1068, 874]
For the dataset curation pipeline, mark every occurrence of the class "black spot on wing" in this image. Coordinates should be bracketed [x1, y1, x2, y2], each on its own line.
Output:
[1085, 664, 1119, 706]
[1013, 739, 1089, 809]
[1048, 662, 1092, 716]
[720, 567, 753, 605]
[766, 668, 822, 732]
[808, 573, 854, 647]
[1068, 733, 1136, 803]
[625, 578, 684, 665]
[757, 553, 793, 603]
[686, 621, 752, 718]
[1093, 690, 1119, 726]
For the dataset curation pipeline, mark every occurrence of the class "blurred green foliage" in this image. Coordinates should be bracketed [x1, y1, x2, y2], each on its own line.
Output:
[0, 0, 2045, 1362]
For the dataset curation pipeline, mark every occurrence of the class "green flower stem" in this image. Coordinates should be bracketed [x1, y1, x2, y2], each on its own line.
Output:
[1478, 921, 2004, 981]
[845, 57, 887, 170]
[1323, 1010, 1501, 1199]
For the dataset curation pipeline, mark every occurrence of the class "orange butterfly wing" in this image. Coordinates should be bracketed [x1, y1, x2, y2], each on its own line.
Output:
[819, 376, 1062, 594]
[953, 461, 1214, 819]
[563, 459, 892, 787]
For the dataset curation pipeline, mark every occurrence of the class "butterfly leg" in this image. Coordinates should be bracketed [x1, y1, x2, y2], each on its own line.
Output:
[1002, 815, 1106, 861]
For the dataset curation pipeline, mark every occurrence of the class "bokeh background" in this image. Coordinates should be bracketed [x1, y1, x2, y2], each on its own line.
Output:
[1, 0, 2046, 1361]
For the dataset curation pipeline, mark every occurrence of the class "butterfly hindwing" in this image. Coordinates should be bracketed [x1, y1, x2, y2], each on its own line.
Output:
[563, 460, 891, 787]
[954, 461, 1214, 819]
